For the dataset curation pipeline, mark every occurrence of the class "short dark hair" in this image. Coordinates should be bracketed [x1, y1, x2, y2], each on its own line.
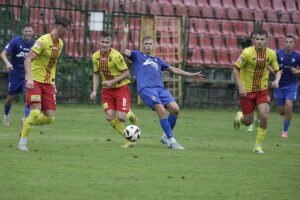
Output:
[142, 36, 153, 43]
[55, 17, 71, 27]
[250, 30, 258, 37]
[256, 29, 268, 37]
[286, 35, 295, 40]
[100, 31, 112, 38]
[23, 24, 33, 29]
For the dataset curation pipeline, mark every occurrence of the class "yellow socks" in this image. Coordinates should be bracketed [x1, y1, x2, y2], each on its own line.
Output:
[109, 118, 125, 137]
[21, 109, 40, 138]
[255, 127, 267, 145]
[126, 110, 137, 125]
[34, 114, 55, 125]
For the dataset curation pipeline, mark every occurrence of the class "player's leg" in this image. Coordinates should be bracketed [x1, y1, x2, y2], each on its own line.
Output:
[166, 101, 179, 130]
[234, 95, 255, 130]
[3, 95, 15, 126]
[21, 79, 30, 119]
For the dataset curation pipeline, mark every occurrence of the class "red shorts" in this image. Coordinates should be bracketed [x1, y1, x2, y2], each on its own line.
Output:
[102, 84, 131, 112]
[240, 89, 270, 115]
[26, 80, 56, 111]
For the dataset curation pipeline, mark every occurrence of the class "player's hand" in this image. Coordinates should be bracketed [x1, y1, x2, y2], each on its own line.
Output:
[238, 87, 247, 98]
[6, 63, 13, 71]
[90, 92, 97, 101]
[102, 80, 114, 88]
[26, 79, 34, 89]
[271, 80, 279, 88]
[291, 68, 299, 74]
[123, 23, 129, 33]
[191, 71, 205, 82]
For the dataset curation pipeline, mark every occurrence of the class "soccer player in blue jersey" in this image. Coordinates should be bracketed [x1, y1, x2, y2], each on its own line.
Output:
[0, 24, 34, 126]
[274, 35, 300, 138]
[121, 24, 204, 150]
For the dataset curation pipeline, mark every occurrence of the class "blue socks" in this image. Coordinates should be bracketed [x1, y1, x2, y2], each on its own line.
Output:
[283, 120, 290, 132]
[4, 104, 12, 115]
[24, 106, 30, 118]
[168, 114, 177, 130]
[160, 118, 173, 138]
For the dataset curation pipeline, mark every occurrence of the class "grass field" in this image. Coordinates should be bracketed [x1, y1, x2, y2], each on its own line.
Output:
[0, 104, 300, 200]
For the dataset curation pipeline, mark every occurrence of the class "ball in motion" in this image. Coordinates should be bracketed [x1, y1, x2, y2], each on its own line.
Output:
[124, 125, 141, 142]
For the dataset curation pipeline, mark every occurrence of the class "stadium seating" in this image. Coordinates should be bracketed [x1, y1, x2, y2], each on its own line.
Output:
[285, 24, 298, 38]
[202, 48, 217, 65]
[272, 0, 285, 11]
[235, 0, 248, 9]
[222, 0, 235, 9]
[247, 0, 260, 10]
[258, 0, 273, 11]
[285, 0, 298, 11]
[271, 23, 285, 38]
[212, 36, 226, 49]
[188, 33, 199, 48]
[200, 6, 214, 18]
[227, 8, 240, 20]
[215, 49, 231, 66]
[214, 7, 227, 19]
[199, 35, 212, 48]
[187, 47, 202, 65]
[209, 0, 222, 8]
[225, 37, 238, 49]
[291, 12, 300, 23]
[207, 19, 222, 35]
[196, 0, 209, 7]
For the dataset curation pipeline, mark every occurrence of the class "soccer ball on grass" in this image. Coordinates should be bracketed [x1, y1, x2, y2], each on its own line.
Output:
[124, 125, 141, 142]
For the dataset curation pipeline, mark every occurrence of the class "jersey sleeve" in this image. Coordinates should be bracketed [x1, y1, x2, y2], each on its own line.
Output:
[157, 57, 170, 71]
[115, 53, 128, 71]
[31, 37, 45, 55]
[270, 51, 280, 71]
[234, 49, 248, 69]
[4, 38, 15, 52]
[129, 50, 138, 61]
[92, 53, 100, 72]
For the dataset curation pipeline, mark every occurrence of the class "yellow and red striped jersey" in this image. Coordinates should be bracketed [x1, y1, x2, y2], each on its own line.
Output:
[29, 33, 63, 84]
[92, 48, 130, 89]
[235, 46, 279, 92]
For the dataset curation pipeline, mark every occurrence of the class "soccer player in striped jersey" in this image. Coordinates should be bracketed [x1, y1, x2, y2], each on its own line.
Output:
[121, 23, 204, 150]
[17, 17, 71, 151]
[90, 31, 138, 148]
[274, 35, 300, 138]
[232, 30, 282, 153]
[1, 24, 34, 126]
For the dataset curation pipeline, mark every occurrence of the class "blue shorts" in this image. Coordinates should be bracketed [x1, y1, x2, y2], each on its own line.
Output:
[274, 85, 298, 106]
[7, 78, 26, 95]
[139, 87, 175, 110]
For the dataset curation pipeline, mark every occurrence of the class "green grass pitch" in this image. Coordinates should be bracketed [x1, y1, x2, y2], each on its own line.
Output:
[0, 104, 299, 200]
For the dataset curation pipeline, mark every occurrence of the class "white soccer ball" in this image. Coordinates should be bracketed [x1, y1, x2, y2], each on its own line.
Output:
[124, 125, 141, 142]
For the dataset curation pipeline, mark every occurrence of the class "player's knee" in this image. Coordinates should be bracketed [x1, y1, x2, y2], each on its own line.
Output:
[117, 116, 126, 122]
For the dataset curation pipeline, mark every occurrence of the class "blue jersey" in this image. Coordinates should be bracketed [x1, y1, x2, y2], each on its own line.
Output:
[4, 36, 35, 80]
[276, 49, 300, 87]
[129, 50, 170, 93]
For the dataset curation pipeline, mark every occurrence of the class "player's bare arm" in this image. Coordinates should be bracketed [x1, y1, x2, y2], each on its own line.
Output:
[166, 66, 204, 82]
[232, 66, 247, 97]
[271, 70, 282, 88]
[102, 69, 130, 88]
[120, 23, 131, 57]
[0, 50, 13, 71]
[90, 72, 100, 101]
[291, 67, 300, 74]
[24, 50, 38, 89]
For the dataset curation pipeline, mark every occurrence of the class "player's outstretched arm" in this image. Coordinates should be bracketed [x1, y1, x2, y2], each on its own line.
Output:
[0, 50, 13, 71]
[166, 66, 204, 82]
[120, 23, 131, 57]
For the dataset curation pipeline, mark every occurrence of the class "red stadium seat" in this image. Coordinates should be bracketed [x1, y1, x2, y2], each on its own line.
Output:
[197, 0, 210, 7]
[129, 30, 140, 50]
[209, 0, 222, 8]
[245, 21, 255, 35]
[189, 18, 197, 33]
[187, 7, 201, 17]
[194, 19, 209, 34]
[188, 33, 199, 48]
[261, 23, 272, 36]
[128, 17, 140, 30]
[247, 0, 260, 10]
[170, 0, 188, 16]
[227, 8, 240, 20]
[265, 11, 279, 22]
[222, 20, 234, 35]
[253, 10, 265, 21]
[291, 12, 300, 23]
[214, 7, 227, 19]
[232, 21, 248, 37]
[202, 48, 217, 65]
[212, 36, 226, 49]
[285, 24, 298, 38]
[201, 6, 214, 18]
[229, 48, 242, 63]
[268, 38, 278, 50]
[272, 0, 285, 11]
[163, 46, 179, 64]
[235, 0, 248, 9]
[207, 19, 222, 35]
[278, 11, 291, 23]
[258, 0, 272, 10]
[285, 0, 298, 11]
[295, 39, 300, 51]
[272, 23, 285, 38]
[223, 0, 235, 9]
[240, 9, 254, 20]
[187, 47, 203, 65]
[216, 49, 231, 65]
[199, 35, 212, 48]
[183, 0, 197, 6]
[161, 6, 175, 16]
[148, 4, 162, 15]
[225, 37, 238, 49]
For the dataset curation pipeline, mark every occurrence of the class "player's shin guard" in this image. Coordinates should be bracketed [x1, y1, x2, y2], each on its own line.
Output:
[21, 109, 41, 138]
[160, 118, 173, 138]
[255, 127, 267, 145]
[126, 110, 137, 125]
[168, 114, 177, 130]
[109, 118, 125, 137]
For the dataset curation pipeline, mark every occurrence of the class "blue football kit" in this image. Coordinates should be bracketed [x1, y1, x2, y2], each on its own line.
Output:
[129, 50, 175, 109]
[4, 36, 35, 95]
[274, 49, 300, 106]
